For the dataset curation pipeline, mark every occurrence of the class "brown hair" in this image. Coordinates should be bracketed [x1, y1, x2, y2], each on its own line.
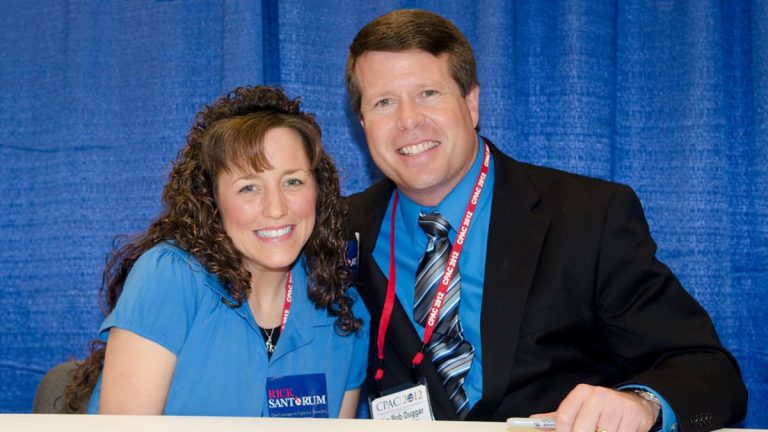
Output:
[61, 86, 359, 412]
[345, 8, 478, 116]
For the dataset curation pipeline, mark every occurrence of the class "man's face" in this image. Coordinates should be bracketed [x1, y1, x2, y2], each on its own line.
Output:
[355, 49, 479, 206]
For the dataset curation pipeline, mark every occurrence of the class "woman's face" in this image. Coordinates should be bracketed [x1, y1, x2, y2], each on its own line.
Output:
[216, 127, 317, 277]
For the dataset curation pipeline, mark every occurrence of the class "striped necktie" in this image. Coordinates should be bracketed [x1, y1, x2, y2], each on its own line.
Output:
[414, 211, 474, 419]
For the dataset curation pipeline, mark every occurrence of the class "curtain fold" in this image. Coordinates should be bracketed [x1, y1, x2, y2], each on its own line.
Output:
[0, 0, 764, 426]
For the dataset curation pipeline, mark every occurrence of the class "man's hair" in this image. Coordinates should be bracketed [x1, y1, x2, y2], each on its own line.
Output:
[345, 9, 478, 116]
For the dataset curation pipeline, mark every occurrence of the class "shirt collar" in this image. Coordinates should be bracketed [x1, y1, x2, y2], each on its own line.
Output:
[207, 255, 316, 318]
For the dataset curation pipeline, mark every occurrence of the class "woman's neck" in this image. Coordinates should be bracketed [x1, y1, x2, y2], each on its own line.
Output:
[247, 269, 289, 329]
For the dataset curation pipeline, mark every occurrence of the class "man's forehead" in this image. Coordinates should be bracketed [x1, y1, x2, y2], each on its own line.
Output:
[354, 50, 450, 79]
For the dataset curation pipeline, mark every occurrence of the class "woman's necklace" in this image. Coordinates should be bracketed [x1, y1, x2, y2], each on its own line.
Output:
[262, 326, 277, 354]
[254, 272, 292, 356]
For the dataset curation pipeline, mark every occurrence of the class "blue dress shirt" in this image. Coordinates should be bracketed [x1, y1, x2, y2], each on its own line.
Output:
[373, 137, 494, 409]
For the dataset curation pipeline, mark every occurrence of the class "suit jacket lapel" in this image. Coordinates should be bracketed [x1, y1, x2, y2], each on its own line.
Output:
[469, 143, 551, 419]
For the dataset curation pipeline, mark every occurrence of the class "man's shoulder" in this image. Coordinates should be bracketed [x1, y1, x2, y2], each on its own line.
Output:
[488, 138, 627, 188]
[346, 178, 394, 214]
[518, 160, 627, 194]
[344, 178, 394, 237]
[492, 148, 635, 211]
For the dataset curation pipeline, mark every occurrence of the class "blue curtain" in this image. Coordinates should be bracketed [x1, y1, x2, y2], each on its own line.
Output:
[0, 0, 765, 426]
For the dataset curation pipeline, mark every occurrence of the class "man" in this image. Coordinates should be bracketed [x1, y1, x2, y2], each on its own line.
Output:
[345, 8, 747, 432]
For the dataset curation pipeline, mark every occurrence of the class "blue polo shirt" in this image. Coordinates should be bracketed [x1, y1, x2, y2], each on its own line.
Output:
[373, 137, 494, 409]
[87, 242, 369, 417]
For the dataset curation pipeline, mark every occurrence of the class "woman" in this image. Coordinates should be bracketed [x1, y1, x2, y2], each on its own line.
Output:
[62, 86, 368, 418]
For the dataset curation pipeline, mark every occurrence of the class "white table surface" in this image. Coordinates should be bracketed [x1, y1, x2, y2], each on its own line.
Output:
[1, 414, 506, 432]
[0, 415, 762, 432]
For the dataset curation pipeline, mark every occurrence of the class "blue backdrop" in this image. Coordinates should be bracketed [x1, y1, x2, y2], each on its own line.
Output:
[0, 0, 765, 427]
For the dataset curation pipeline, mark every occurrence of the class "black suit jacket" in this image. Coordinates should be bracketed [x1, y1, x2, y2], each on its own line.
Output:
[347, 141, 747, 430]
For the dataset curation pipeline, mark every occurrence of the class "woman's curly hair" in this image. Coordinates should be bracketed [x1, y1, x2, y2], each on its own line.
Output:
[61, 86, 360, 412]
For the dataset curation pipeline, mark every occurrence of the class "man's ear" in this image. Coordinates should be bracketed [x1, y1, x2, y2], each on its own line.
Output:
[466, 85, 480, 128]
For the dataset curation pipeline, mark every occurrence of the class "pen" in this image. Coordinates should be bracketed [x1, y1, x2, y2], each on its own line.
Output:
[506, 418, 556, 429]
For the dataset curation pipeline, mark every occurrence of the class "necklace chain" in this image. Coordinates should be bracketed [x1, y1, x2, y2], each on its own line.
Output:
[258, 272, 291, 355]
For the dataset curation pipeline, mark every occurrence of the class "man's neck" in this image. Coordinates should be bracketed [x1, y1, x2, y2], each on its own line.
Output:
[399, 185, 453, 208]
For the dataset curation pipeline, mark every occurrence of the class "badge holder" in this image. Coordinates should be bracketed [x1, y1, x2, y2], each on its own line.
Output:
[368, 367, 434, 421]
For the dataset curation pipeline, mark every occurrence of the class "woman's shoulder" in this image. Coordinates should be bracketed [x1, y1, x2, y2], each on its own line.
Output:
[123, 242, 219, 297]
[345, 286, 370, 321]
[132, 242, 206, 276]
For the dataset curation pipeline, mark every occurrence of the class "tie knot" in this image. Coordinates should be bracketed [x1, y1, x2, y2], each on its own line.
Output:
[418, 211, 451, 238]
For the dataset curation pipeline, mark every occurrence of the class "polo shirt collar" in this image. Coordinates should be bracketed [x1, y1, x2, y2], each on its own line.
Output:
[206, 256, 336, 357]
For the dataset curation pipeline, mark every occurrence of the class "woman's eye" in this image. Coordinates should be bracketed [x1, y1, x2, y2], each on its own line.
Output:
[285, 178, 304, 187]
[239, 184, 256, 193]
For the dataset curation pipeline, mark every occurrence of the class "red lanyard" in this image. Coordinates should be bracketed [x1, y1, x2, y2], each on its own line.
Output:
[280, 272, 293, 332]
[374, 142, 490, 382]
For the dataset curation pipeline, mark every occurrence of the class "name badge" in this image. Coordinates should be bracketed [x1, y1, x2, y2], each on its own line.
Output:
[369, 378, 434, 421]
[266, 373, 329, 418]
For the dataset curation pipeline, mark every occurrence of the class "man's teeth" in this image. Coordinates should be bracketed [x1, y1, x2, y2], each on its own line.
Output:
[256, 226, 292, 238]
[398, 141, 438, 155]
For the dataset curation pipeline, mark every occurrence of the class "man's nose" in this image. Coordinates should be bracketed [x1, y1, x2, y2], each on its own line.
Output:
[395, 100, 424, 130]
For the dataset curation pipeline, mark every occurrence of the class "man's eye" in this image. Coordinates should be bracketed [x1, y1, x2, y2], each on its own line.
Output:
[423, 89, 438, 97]
[375, 98, 392, 107]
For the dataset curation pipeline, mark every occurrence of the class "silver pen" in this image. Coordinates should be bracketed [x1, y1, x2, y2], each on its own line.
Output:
[506, 418, 556, 430]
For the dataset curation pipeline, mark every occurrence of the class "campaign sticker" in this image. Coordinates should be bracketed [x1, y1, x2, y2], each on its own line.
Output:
[346, 234, 360, 278]
[266, 373, 329, 418]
